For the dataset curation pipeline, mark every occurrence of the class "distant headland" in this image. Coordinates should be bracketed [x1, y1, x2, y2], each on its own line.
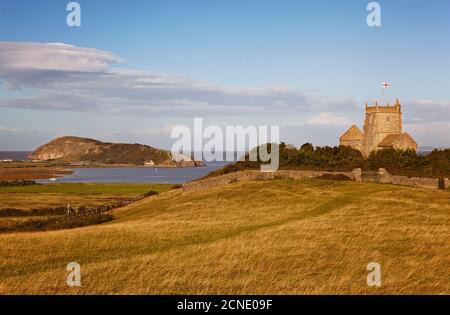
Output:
[28, 136, 205, 167]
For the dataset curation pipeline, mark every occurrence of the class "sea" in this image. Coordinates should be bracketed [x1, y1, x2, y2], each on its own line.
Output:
[40, 161, 231, 184]
[0, 151, 232, 184]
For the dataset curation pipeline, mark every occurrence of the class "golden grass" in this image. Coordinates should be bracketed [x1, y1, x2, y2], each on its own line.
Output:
[0, 184, 174, 232]
[0, 183, 173, 211]
[0, 167, 72, 181]
[0, 194, 128, 211]
[0, 179, 448, 294]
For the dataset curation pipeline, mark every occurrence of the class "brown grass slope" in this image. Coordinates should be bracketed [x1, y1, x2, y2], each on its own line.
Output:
[0, 179, 449, 294]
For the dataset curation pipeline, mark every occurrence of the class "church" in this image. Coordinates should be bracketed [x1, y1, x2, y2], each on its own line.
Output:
[340, 98, 417, 157]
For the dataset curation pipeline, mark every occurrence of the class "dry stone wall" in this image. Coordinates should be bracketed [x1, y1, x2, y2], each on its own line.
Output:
[378, 168, 444, 190]
[183, 168, 449, 192]
[183, 169, 357, 192]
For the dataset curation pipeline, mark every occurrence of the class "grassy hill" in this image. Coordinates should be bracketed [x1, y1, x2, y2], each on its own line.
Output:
[0, 179, 449, 294]
[28, 136, 176, 166]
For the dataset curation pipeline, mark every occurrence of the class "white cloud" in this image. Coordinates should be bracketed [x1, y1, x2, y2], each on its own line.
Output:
[404, 99, 450, 123]
[0, 41, 357, 117]
[0, 41, 449, 148]
[0, 42, 121, 73]
[405, 121, 450, 136]
[307, 112, 353, 126]
[0, 125, 57, 134]
[0, 126, 20, 133]
[404, 121, 450, 147]
[100, 125, 175, 138]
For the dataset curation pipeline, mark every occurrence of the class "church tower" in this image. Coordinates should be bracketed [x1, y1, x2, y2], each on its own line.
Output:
[362, 98, 402, 156]
[339, 98, 417, 156]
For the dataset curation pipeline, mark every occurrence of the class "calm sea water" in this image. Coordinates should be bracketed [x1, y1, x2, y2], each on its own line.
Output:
[37, 161, 231, 184]
[0, 151, 233, 184]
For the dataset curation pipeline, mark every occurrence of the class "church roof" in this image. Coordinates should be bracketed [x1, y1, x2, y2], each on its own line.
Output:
[340, 125, 363, 141]
[378, 134, 402, 147]
[378, 133, 417, 148]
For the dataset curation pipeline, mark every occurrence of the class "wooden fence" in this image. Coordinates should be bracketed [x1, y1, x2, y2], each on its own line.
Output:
[66, 191, 157, 217]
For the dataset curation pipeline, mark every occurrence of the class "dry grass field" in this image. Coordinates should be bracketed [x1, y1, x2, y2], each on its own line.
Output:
[0, 183, 174, 233]
[0, 183, 173, 211]
[0, 179, 449, 294]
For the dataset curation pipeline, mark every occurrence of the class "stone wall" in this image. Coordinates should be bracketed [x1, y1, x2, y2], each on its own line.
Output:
[353, 168, 362, 182]
[183, 169, 357, 192]
[378, 168, 443, 190]
[183, 167, 449, 193]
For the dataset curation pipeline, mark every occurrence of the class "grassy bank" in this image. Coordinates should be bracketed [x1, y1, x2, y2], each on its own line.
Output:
[0, 179, 448, 294]
[0, 183, 174, 232]
[0, 183, 173, 196]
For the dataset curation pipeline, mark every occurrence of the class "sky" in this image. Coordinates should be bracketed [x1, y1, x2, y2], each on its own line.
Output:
[0, 0, 449, 150]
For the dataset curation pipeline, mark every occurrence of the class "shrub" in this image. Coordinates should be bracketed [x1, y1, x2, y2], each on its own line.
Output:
[144, 190, 159, 197]
[205, 143, 450, 178]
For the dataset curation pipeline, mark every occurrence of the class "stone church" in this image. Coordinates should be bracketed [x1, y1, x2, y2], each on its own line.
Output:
[340, 98, 417, 156]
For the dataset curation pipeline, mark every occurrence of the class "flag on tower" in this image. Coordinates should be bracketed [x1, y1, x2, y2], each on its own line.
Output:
[382, 82, 391, 88]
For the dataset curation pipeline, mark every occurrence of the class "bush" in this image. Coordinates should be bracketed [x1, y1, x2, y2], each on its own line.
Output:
[144, 190, 159, 197]
[205, 143, 450, 178]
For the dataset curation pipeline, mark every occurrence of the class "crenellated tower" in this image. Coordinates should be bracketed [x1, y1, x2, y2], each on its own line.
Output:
[339, 98, 417, 156]
[362, 98, 402, 156]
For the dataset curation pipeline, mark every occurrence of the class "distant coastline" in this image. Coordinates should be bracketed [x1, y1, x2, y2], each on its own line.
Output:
[0, 151, 31, 161]
[0, 152, 231, 183]
[0, 147, 445, 162]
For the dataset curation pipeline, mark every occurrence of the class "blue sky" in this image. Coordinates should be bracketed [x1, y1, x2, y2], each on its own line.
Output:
[0, 0, 449, 150]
